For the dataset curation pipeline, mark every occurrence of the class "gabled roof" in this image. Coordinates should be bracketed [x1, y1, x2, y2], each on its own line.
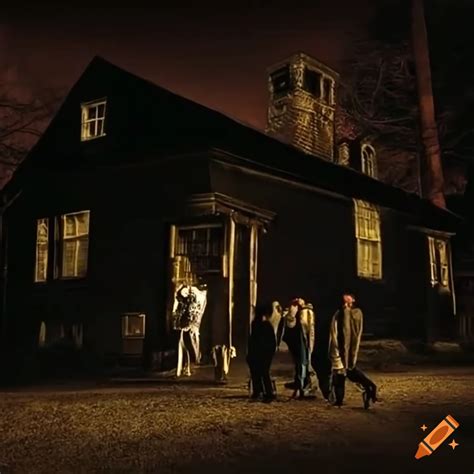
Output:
[4, 56, 460, 231]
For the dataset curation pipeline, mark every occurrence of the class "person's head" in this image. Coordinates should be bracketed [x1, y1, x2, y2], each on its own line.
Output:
[342, 293, 356, 307]
[254, 303, 272, 323]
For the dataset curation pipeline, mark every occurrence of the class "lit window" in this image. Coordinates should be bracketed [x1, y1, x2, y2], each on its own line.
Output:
[354, 200, 382, 280]
[81, 99, 106, 141]
[361, 144, 377, 178]
[122, 313, 146, 339]
[175, 225, 223, 274]
[35, 218, 49, 282]
[55, 211, 90, 279]
[428, 236, 450, 289]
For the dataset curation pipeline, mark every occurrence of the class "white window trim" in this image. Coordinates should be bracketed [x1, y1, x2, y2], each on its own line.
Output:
[81, 98, 107, 142]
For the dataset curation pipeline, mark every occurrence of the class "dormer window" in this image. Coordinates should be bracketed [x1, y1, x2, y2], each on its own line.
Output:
[81, 99, 106, 141]
[361, 144, 377, 178]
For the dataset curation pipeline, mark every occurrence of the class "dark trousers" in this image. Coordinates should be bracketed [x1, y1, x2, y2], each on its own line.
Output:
[248, 360, 273, 398]
[315, 363, 332, 400]
[333, 367, 376, 404]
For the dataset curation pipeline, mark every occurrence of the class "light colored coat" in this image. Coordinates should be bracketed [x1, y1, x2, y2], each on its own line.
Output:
[329, 306, 363, 371]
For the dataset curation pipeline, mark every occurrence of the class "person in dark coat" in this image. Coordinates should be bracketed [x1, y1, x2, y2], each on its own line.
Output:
[329, 293, 377, 408]
[280, 298, 315, 398]
[247, 303, 277, 402]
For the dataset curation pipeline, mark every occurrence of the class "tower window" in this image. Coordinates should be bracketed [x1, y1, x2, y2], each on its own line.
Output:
[323, 78, 333, 104]
[270, 66, 291, 97]
[303, 68, 322, 97]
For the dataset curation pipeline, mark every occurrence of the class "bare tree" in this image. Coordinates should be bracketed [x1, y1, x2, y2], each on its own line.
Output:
[0, 84, 62, 186]
[338, 0, 474, 198]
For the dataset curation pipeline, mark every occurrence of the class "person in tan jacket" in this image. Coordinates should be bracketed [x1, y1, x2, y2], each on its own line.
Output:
[329, 293, 377, 408]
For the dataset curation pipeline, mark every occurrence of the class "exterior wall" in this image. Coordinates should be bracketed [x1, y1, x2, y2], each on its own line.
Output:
[209, 160, 433, 340]
[4, 155, 215, 367]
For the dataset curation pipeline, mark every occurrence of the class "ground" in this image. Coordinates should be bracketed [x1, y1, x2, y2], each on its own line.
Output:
[0, 365, 473, 474]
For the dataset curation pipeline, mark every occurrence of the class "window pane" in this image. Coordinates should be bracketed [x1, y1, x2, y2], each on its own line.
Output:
[62, 240, 77, 277]
[303, 68, 322, 97]
[81, 100, 107, 141]
[87, 106, 97, 120]
[35, 218, 49, 282]
[97, 118, 104, 136]
[176, 226, 223, 273]
[323, 78, 332, 103]
[122, 314, 146, 338]
[271, 65, 291, 96]
[77, 238, 89, 277]
[76, 212, 90, 235]
[61, 211, 90, 278]
[87, 121, 95, 138]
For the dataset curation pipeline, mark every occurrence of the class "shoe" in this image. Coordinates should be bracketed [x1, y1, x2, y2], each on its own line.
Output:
[362, 390, 370, 409]
[370, 385, 378, 403]
[263, 395, 276, 404]
[284, 381, 297, 390]
[332, 400, 343, 407]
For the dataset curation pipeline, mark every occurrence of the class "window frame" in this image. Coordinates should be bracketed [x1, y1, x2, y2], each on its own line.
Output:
[34, 218, 49, 283]
[303, 67, 322, 98]
[428, 236, 451, 290]
[354, 199, 383, 280]
[54, 210, 91, 280]
[80, 98, 107, 142]
[361, 144, 377, 178]
[122, 313, 146, 339]
[270, 65, 291, 97]
[175, 223, 224, 275]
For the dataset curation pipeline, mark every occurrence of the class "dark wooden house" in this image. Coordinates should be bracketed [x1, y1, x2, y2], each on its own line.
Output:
[0, 55, 460, 374]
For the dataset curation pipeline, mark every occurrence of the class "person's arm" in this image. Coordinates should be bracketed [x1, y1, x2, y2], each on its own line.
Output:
[276, 313, 286, 349]
[266, 323, 277, 355]
[328, 312, 344, 370]
[309, 308, 315, 355]
[351, 309, 363, 368]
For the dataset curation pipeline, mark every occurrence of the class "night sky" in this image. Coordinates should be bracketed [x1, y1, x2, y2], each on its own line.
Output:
[2, 3, 374, 130]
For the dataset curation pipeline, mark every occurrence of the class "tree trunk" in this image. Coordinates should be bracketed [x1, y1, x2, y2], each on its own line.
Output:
[411, 0, 446, 208]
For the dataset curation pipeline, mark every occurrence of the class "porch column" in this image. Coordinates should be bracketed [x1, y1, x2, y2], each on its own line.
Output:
[227, 214, 236, 350]
[249, 223, 259, 324]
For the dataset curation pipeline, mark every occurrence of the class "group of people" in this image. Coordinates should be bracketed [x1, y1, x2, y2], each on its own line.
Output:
[246, 293, 378, 407]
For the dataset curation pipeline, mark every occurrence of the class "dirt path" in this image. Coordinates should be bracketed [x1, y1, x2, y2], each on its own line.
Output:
[0, 369, 472, 474]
